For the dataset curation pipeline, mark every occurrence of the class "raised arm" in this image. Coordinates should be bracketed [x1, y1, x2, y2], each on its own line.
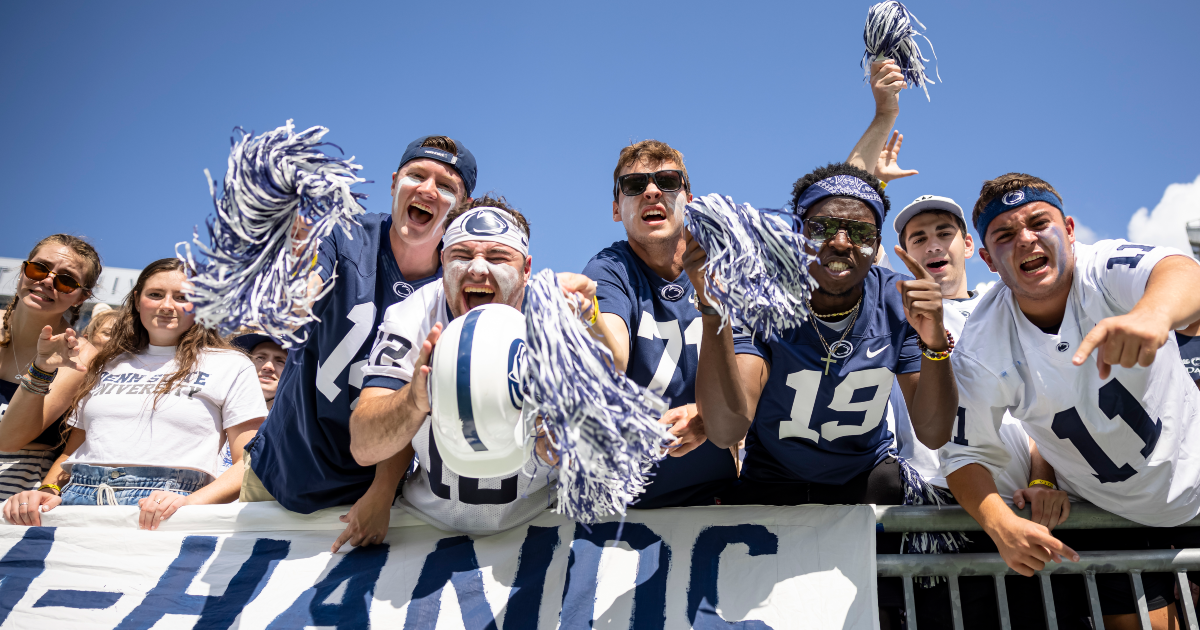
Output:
[557, 272, 629, 372]
[0, 326, 92, 452]
[893, 246, 958, 449]
[350, 325, 442, 466]
[846, 59, 906, 175]
[683, 232, 769, 449]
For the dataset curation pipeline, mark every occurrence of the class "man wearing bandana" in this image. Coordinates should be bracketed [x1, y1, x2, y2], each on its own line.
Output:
[352, 199, 612, 535]
[241, 136, 475, 553]
[685, 58, 958, 626]
[939, 173, 1200, 628]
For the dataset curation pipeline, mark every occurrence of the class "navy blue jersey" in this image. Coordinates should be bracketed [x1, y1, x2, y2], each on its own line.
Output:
[583, 241, 738, 508]
[734, 266, 921, 485]
[248, 213, 441, 513]
[1179, 332, 1200, 382]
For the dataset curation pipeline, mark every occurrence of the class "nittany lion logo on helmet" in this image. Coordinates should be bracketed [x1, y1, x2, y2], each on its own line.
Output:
[1002, 191, 1026, 206]
[465, 209, 510, 237]
[507, 338, 527, 410]
[660, 284, 685, 302]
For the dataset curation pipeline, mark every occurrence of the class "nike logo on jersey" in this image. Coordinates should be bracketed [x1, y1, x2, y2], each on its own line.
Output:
[866, 345, 889, 358]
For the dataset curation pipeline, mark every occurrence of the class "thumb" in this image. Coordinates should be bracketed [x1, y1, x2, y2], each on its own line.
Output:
[1014, 490, 1026, 509]
[339, 514, 350, 522]
[40, 325, 54, 341]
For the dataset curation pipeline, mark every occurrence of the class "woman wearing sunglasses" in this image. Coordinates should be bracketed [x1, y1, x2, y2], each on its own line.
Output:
[3, 258, 267, 530]
[0, 234, 102, 503]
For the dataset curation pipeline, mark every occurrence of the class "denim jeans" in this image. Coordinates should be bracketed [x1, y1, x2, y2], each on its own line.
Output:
[60, 464, 209, 506]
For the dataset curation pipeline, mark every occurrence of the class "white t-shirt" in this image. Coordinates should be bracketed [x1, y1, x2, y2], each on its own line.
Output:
[940, 240, 1200, 526]
[363, 281, 557, 535]
[66, 345, 268, 480]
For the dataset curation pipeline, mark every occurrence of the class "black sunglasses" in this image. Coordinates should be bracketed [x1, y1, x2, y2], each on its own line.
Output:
[21, 260, 88, 295]
[803, 217, 880, 247]
[614, 170, 687, 198]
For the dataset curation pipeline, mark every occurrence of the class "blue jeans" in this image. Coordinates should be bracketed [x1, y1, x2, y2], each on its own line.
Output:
[60, 464, 209, 506]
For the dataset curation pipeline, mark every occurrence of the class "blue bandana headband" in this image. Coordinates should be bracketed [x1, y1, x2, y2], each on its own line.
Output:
[794, 175, 886, 226]
[975, 187, 1063, 239]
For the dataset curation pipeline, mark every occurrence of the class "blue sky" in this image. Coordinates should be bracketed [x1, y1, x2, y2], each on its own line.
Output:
[3, 1, 1198, 287]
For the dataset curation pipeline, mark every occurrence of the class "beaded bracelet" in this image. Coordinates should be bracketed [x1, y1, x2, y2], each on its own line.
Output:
[18, 373, 51, 396]
[918, 330, 956, 361]
[27, 362, 57, 384]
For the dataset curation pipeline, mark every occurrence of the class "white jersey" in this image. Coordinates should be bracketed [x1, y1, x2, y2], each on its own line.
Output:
[940, 240, 1200, 526]
[892, 288, 1036, 498]
[362, 281, 556, 536]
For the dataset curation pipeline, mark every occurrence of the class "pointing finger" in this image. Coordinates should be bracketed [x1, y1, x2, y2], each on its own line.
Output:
[1073, 322, 1108, 366]
[893, 246, 934, 282]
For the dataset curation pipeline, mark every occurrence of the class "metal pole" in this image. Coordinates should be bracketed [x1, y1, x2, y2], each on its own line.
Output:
[994, 573, 1011, 630]
[1084, 571, 1106, 630]
[1128, 570, 1152, 630]
[875, 503, 1200, 533]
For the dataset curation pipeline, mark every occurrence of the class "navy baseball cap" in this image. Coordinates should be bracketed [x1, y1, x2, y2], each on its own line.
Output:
[233, 333, 285, 354]
[398, 136, 477, 197]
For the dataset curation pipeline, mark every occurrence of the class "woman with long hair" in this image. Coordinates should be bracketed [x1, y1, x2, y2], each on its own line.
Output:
[2, 258, 267, 530]
[0, 234, 101, 502]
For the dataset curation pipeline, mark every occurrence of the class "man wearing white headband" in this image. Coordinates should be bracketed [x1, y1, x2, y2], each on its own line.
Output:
[350, 197, 616, 534]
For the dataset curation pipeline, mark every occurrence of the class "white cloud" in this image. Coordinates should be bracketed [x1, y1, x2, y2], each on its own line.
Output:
[1073, 221, 1099, 245]
[1127, 174, 1200, 257]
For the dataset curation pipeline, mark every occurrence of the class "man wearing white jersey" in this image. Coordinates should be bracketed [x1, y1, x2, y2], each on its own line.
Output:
[350, 199, 612, 535]
[893, 195, 1071, 526]
[939, 173, 1200, 627]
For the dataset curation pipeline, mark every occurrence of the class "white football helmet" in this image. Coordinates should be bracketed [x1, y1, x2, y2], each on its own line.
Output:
[430, 303, 535, 478]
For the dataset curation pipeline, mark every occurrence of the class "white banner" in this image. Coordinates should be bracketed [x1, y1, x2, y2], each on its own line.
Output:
[0, 503, 877, 629]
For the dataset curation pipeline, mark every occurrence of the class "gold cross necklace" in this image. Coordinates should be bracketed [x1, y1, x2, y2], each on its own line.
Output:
[807, 297, 862, 375]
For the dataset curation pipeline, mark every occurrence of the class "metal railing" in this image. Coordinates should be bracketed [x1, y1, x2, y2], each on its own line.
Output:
[874, 504, 1200, 630]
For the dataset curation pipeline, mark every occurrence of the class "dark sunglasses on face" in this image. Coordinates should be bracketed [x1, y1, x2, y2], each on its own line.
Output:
[615, 170, 687, 198]
[22, 260, 87, 295]
[804, 217, 880, 247]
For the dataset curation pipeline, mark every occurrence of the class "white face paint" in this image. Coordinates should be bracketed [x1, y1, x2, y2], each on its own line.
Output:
[399, 175, 457, 208]
[443, 251, 526, 315]
[859, 245, 875, 258]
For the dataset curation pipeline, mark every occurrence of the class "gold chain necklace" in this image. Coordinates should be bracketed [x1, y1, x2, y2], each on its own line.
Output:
[807, 298, 861, 375]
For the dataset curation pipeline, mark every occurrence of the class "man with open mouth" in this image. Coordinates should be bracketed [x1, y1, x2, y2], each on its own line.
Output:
[351, 199, 611, 535]
[578, 139, 740, 509]
[686, 57, 960, 628]
[240, 135, 478, 553]
[893, 194, 1070, 517]
[939, 172, 1200, 629]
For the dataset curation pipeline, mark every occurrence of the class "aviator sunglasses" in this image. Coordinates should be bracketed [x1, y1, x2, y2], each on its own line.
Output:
[21, 260, 87, 295]
[803, 217, 880, 247]
[614, 170, 687, 198]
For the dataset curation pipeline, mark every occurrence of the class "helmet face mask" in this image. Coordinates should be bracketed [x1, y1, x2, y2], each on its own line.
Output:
[430, 303, 534, 478]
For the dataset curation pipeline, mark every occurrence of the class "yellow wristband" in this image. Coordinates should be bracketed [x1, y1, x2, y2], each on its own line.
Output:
[38, 483, 61, 496]
[587, 296, 600, 326]
[1028, 479, 1057, 490]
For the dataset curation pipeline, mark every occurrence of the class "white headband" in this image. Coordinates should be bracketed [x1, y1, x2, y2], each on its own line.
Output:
[442, 207, 529, 257]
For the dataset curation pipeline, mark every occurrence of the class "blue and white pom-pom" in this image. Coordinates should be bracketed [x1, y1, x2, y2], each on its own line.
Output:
[684, 193, 819, 338]
[898, 457, 971, 586]
[176, 119, 366, 345]
[521, 269, 672, 523]
[862, 0, 940, 101]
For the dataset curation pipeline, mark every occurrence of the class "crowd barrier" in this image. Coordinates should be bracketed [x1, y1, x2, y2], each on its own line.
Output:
[876, 504, 1200, 630]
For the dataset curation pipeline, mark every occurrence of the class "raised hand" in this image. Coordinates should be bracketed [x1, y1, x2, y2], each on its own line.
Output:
[681, 230, 711, 304]
[871, 59, 906, 116]
[556, 272, 598, 322]
[875, 131, 918, 183]
[893, 246, 948, 351]
[1073, 311, 1171, 380]
[407, 323, 443, 415]
[35, 325, 87, 373]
